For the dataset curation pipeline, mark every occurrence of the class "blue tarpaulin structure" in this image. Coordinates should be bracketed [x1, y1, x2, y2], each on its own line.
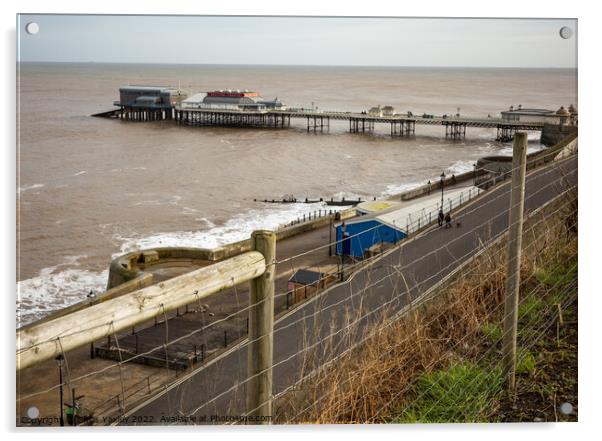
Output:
[335, 218, 406, 258]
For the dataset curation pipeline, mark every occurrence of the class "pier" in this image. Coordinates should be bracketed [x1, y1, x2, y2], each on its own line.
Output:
[91, 87, 576, 142]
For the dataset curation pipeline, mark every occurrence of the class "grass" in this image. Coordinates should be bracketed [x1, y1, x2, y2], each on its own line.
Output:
[480, 322, 502, 344]
[535, 261, 577, 288]
[394, 362, 503, 423]
[518, 296, 546, 328]
[516, 348, 537, 375]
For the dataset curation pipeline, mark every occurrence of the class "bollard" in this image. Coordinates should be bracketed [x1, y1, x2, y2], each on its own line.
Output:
[247, 230, 276, 423]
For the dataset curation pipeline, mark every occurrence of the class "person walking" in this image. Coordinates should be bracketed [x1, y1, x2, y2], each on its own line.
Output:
[438, 210, 444, 227]
[445, 212, 452, 229]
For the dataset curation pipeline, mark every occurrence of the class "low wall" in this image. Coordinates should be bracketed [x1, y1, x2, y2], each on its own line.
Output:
[396, 169, 483, 202]
[106, 207, 357, 291]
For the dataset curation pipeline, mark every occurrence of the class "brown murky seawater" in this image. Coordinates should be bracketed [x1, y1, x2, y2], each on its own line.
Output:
[16, 63, 577, 324]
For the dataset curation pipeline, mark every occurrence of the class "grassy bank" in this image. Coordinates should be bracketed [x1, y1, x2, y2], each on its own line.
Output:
[275, 189, 577, 424]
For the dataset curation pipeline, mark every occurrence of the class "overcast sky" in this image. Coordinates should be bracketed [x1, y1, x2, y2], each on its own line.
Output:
[17, 15, 577, 68]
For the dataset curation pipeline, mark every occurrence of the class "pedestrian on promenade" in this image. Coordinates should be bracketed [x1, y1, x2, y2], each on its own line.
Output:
[445, 212, 452, 229]
[438, 210, 444, 227]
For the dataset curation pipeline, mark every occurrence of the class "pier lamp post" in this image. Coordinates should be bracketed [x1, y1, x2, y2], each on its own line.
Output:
[440, 172, 446, 213]
[55, 354, 65, 426]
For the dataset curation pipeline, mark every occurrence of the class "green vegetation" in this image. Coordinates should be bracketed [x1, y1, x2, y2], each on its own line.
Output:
[516, 348, 537, 375]
[480, 322, 502, 344]
[535, 261, 577, 288]
[394, 362, 503, 423]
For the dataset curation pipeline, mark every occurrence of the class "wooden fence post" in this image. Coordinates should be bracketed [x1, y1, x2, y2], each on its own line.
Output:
[502, 132, 528, 392]
[246, 230, 276, 423]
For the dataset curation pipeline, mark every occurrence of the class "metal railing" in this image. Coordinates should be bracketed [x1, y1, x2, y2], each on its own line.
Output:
[403, 187, 484, 235]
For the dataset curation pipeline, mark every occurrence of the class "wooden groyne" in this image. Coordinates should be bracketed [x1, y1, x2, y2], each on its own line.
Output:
[254, 196, 363, 206]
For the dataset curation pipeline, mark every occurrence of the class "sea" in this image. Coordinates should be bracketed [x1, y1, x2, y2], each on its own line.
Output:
[16, 63, 577, 325]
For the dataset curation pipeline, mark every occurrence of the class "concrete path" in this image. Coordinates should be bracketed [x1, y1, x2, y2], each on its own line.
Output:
[118, 156, 577, 425]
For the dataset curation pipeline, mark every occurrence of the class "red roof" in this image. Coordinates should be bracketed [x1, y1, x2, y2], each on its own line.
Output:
[207, 90, 259, 98]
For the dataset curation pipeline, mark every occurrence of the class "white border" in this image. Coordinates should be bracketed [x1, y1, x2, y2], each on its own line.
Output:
[2, 1, 598, 440]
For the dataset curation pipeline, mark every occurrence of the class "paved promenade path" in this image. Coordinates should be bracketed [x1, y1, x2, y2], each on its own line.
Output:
[120, 155, 577, 425]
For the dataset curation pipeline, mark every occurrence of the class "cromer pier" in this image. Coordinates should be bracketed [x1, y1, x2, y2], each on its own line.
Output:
[93, 86, 578, 142]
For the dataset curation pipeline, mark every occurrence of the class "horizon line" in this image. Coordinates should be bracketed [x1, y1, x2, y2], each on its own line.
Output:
[17, 61, 577, 70]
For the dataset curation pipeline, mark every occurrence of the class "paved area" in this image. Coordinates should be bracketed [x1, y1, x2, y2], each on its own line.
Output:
[119, 155, 577, 425]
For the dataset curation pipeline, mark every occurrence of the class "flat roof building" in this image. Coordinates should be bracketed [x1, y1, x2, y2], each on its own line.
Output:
[117, 85, 186, 108]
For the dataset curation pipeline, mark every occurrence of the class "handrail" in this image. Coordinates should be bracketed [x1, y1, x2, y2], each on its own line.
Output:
[16, 251, 266, 371]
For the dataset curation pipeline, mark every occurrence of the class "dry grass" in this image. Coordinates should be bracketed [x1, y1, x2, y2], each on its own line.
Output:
[275, 191, 577, 424]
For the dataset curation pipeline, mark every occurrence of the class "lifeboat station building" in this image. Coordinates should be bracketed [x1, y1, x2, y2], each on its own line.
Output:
[117, 85, 186, 109]
[114, 85, 187, 120]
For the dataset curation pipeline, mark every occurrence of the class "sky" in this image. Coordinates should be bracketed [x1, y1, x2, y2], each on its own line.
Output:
[17, 15, 577, 68]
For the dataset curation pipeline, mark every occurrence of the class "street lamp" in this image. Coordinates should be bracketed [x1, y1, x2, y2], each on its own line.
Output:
[440, 172, 446, 213]
[55, 354, 65, 426]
